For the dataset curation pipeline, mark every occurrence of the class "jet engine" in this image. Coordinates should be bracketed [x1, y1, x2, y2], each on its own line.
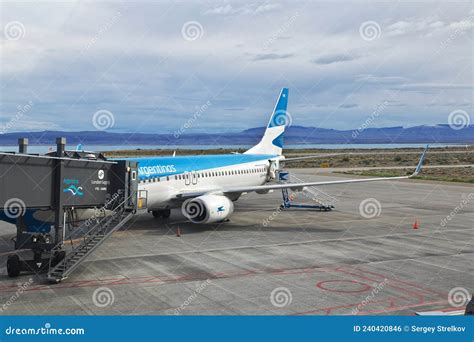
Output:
[182, 195, 234, 224]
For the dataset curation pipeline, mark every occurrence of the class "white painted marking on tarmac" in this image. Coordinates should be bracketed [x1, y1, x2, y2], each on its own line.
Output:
[92, 227, 474, 262]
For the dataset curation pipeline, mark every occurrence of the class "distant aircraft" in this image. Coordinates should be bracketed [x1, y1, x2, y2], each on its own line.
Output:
[121, 88, 428, 223]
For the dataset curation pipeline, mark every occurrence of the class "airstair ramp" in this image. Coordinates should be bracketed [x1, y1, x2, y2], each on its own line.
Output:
[278, 171, 337, 210]
[47, 193, 135, 283]
[289, 174, 338, 206]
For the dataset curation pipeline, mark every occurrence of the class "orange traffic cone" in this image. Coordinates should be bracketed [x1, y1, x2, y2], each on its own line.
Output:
[176, 227, 181, 237]
[413, 220, 419, 230]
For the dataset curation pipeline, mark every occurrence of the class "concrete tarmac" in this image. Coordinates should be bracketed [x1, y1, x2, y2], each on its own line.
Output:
[0, 170, 472, 315]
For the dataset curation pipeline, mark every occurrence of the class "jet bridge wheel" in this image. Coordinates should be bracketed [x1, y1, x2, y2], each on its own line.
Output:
[7, 255, 21, 278]
[151, 209, 171, 219]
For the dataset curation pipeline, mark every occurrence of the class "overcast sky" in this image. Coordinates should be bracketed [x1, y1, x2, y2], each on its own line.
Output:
[0, 0, 472, 134]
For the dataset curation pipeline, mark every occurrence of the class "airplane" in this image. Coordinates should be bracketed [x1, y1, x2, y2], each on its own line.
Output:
[0, 88, 428, 228]
[121, 88, 428, 224]
[0, 87, 428, 279]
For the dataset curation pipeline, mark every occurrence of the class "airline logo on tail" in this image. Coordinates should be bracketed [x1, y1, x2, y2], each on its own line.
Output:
[245, 88, 289, 156]
[268, 88, 289, 128]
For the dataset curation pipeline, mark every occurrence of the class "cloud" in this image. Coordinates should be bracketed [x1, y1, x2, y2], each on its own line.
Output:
[255, 3, 280, 14]
[385, 18, 446, 36]
[313, 53, 361, 65]
[251, 53, 294, 61]
[205, 2, 280, 16]
[356, 75, 410, 84]
[392, 83, 473, 91]
[205, 4, 235, 15]
[339, 103, 358, 109]
[385, 15, 474, 37]
[0, 1, 471, 132]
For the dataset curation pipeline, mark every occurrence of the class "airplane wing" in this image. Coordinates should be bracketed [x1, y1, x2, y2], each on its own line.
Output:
[175, 145, 428, 199]
[283, 153, 350, 162]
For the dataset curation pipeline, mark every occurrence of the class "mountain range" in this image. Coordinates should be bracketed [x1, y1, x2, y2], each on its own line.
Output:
[0, 125, 472, 146]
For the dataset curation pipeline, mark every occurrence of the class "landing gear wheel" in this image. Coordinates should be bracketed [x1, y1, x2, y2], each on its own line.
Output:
[7, 255, 21, 278]
[161, 209, 171, 219]
[152, 210, 171, 219]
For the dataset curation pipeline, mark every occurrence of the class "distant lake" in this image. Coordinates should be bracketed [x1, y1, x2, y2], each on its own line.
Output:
[0, 143, 468, 154]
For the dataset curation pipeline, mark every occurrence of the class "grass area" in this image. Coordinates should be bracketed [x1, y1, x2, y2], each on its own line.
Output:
[337, 167, 474, 184]
[286, 152, 474, 169]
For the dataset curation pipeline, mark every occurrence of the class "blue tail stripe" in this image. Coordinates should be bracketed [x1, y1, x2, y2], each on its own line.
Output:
[272, 131, 285, 148]
[268, 88, 289, 128]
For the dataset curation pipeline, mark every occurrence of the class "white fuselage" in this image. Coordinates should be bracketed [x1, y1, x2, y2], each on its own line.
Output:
[136, 157, 280, 210]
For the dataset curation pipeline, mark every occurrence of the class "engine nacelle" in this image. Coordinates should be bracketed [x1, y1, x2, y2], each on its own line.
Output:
[182, 195, 234, 224]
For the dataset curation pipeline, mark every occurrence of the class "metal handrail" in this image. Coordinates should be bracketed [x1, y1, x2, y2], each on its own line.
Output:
[48, 192, 136, 272]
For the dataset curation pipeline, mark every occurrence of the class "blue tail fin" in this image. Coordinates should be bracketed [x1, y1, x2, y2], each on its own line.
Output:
[245, 88, 289, 155]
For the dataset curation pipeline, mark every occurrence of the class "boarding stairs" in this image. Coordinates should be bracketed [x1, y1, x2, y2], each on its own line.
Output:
[47, 193, 136, 283]
[280, 173, 337, 210]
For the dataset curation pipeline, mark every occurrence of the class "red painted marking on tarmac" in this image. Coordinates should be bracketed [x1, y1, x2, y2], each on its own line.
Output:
[347, 266, 446, 296]
[293, 299, 448, 316]
[316, 280, 372, 293]
[300, 265, 448, 315]
[293, 297, 399, 315]
[334, 267, 426, 302]
[0, 262, 449, 317]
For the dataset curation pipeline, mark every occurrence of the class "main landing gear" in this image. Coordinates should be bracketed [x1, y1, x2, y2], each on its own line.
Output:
[151, 209, 171, 219]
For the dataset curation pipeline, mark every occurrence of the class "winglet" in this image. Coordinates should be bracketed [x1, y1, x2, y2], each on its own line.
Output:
[412, 144, 429, 176]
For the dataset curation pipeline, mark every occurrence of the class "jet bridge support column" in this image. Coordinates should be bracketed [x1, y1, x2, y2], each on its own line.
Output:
[18, 138, 28, 154]
[53, 137, 66, 245]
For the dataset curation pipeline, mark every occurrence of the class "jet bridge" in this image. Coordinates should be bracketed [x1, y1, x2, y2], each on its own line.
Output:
[0, 138, 146, 282]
